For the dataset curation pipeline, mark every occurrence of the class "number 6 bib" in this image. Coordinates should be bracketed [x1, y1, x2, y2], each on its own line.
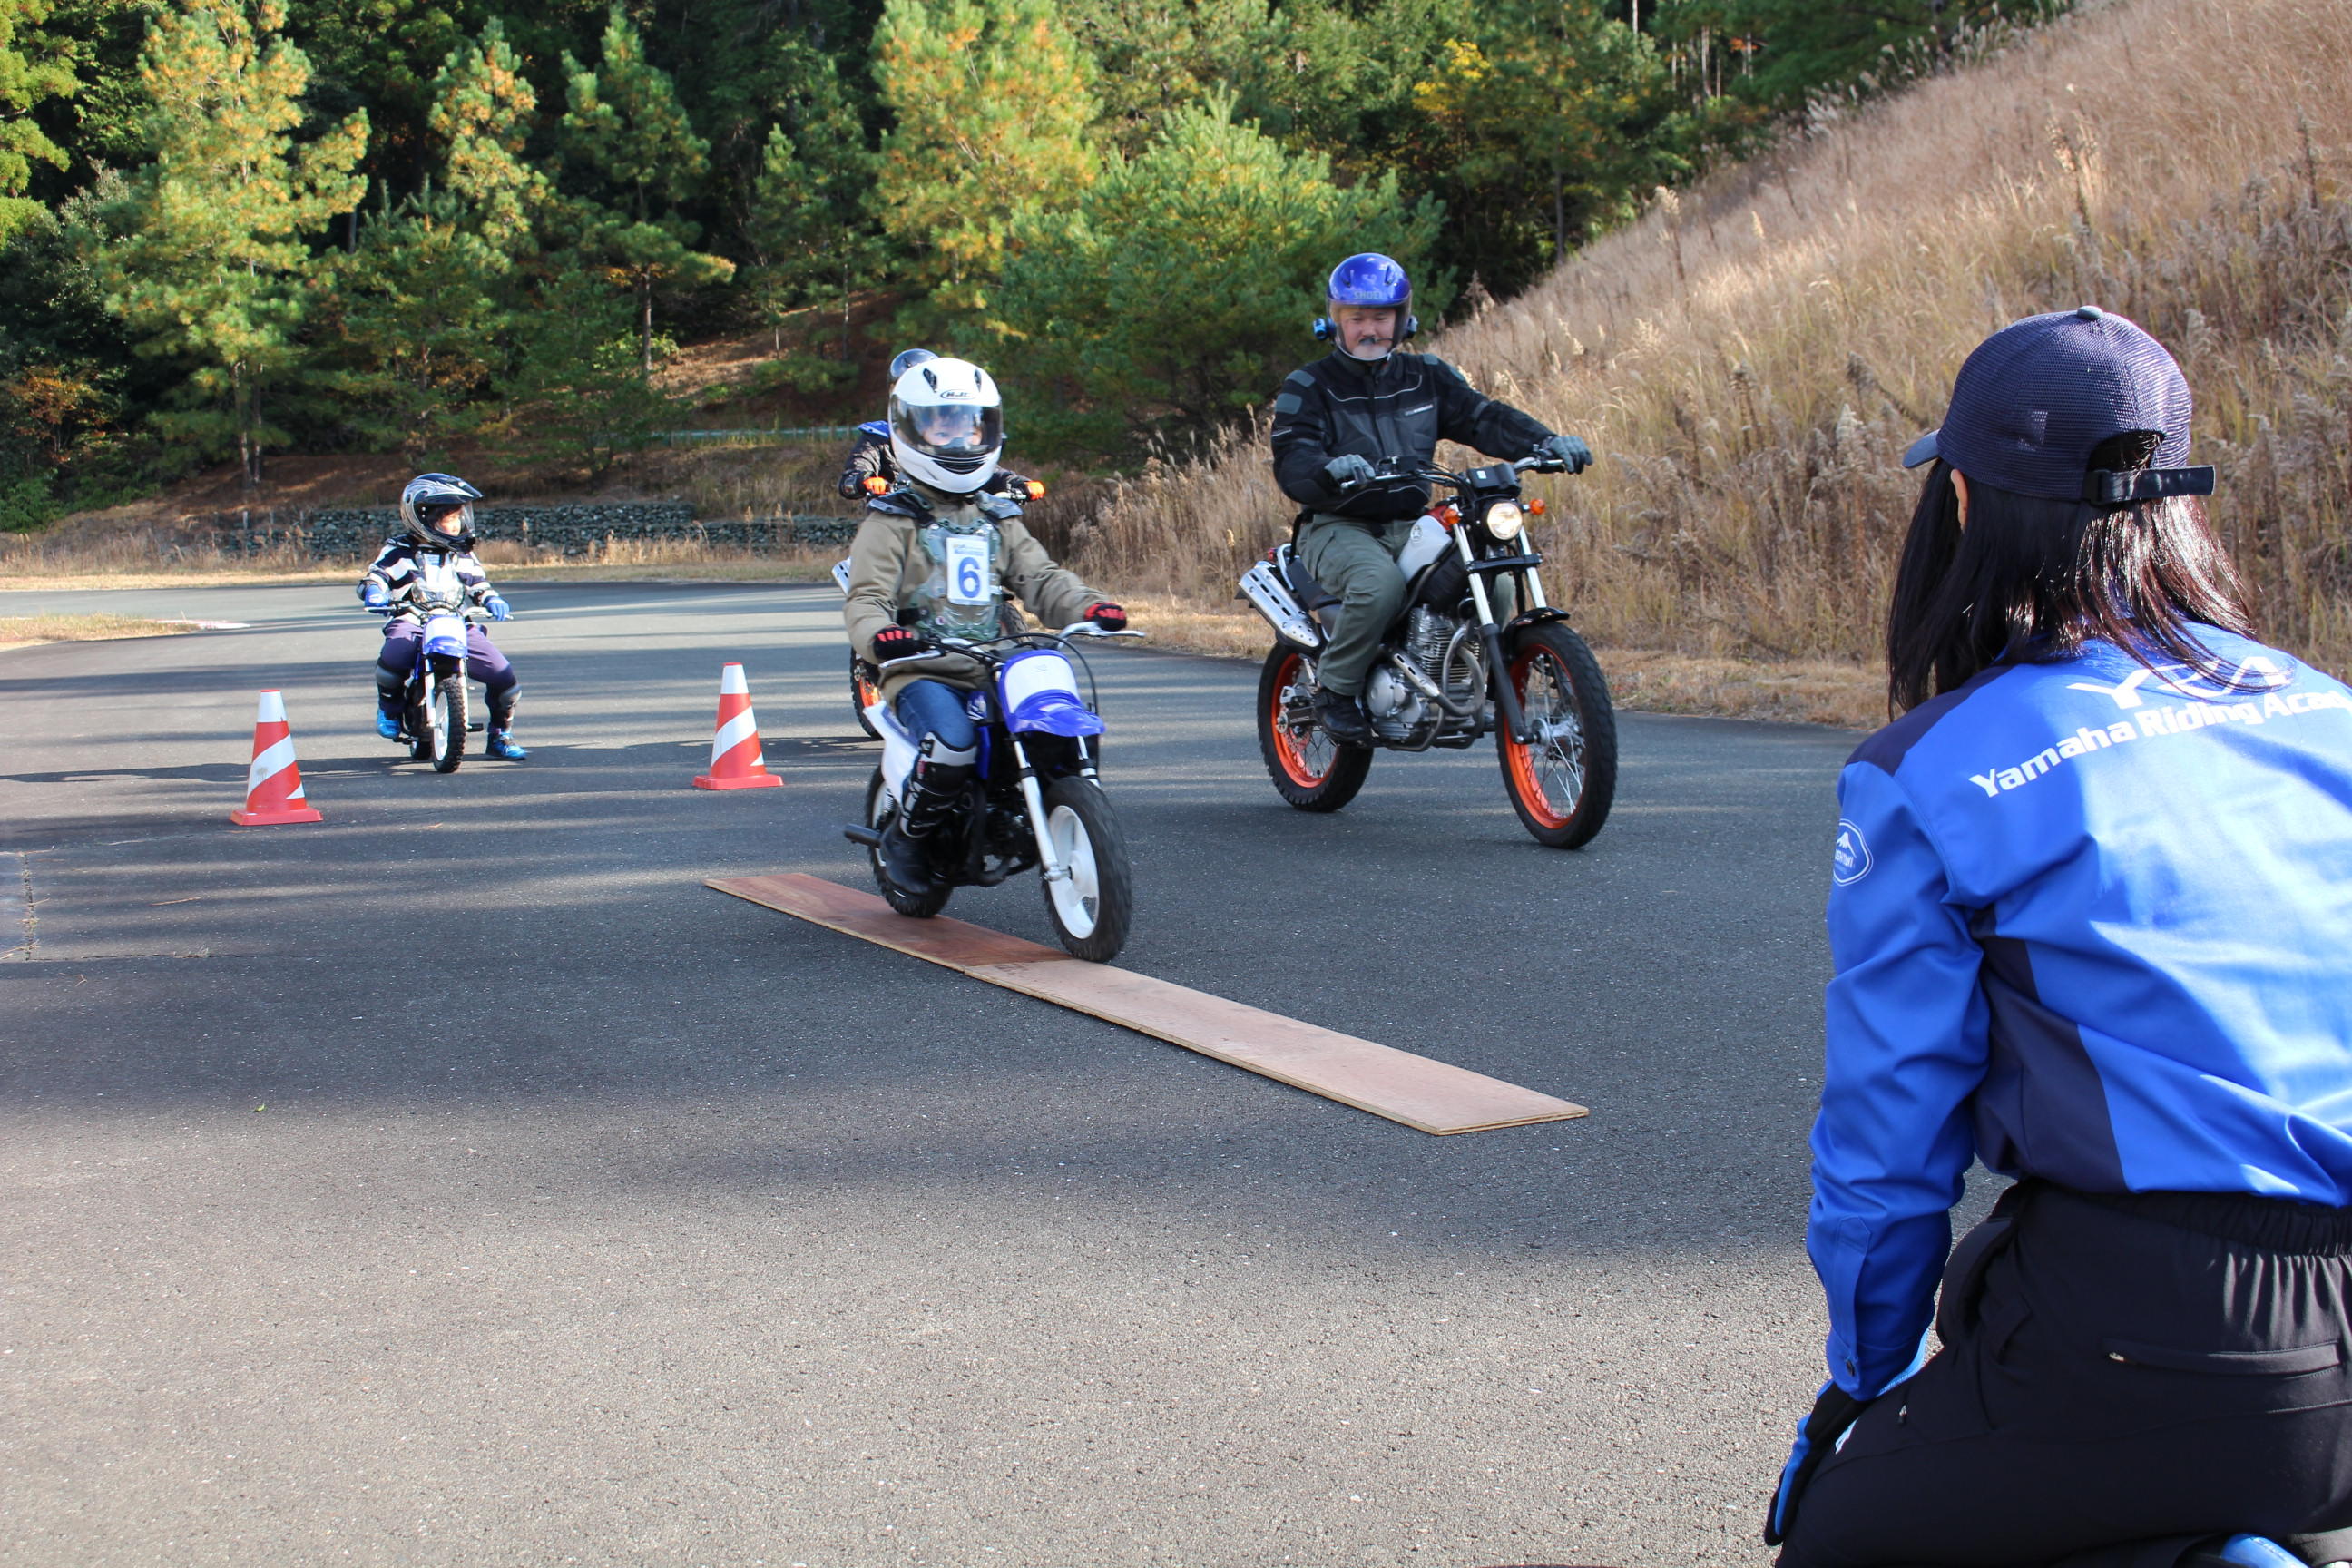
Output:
[945, 533, 993, 606]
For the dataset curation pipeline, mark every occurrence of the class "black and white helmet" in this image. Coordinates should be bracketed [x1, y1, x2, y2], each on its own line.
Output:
[887, 358, 1002, 495]
[399, 472, 484, 549]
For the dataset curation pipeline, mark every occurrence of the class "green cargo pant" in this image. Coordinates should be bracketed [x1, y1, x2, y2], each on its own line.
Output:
[1297, 513, 1415, 697]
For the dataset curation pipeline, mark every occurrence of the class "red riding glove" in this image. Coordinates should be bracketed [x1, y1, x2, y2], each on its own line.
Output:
[1083, 602, 1127, 632]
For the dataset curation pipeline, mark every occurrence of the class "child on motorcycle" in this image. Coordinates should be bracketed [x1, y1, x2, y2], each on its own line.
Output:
[840, 358, 1122, 895]
[836, 348, 1042, 505]
[357, 473, 526, 760]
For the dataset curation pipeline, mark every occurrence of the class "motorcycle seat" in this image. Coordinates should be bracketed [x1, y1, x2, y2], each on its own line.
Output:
[1281, 554, 1344, 631]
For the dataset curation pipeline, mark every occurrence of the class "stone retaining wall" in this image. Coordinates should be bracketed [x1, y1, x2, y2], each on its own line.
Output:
[215, 504, 859, 557]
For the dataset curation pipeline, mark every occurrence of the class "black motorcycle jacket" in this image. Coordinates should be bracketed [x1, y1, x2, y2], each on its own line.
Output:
[1269, 350, 1554, 522]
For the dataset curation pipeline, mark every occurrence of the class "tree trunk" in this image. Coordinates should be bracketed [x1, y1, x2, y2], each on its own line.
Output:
[639, 271, 654, 379]
[235, 361, 256, 491]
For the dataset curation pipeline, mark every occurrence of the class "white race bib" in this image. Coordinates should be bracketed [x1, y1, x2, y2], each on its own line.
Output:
[945, 534, 993, 606]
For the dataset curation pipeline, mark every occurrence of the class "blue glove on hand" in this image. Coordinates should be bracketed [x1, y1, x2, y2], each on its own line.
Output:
[358, 583, 389, 609]
[1537, 433, 1593, 474]
[1323, 453, 1377, 492]
[484, 595, 512, 622]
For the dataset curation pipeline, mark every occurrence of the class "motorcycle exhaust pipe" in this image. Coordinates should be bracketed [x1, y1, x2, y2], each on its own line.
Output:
[1240, 560, 1323, 649]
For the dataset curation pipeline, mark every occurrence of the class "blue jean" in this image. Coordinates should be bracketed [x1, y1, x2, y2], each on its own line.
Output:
[893, 678, 977, 752]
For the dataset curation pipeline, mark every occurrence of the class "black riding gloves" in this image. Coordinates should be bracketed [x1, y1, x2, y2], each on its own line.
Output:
[873, 625, 921, 660]
[1536, 433, 1592, 474]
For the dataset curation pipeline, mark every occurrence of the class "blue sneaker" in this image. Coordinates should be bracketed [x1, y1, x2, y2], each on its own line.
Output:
[376, 710, 401, 741]
[2183, 1537, 2307, 1568]
[485, 728, 528, 760]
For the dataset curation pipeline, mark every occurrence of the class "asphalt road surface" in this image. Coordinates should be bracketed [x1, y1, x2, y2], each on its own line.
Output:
[1, 582, 1915, 1568]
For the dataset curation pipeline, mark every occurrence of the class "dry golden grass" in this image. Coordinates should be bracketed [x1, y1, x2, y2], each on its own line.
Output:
[0, 613, 196, 650]
[1071, 0, 2352, 720]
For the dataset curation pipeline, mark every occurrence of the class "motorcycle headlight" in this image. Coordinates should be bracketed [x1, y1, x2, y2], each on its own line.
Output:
[1484, 500, 1526, 542]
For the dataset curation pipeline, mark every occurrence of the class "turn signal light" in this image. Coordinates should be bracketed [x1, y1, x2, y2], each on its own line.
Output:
[1437, 505, 1461, 527]
[1528, 498, 1547, 515]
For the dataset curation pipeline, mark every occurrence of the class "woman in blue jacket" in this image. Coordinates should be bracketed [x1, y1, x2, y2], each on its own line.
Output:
[1769, 309, 2352, 1568]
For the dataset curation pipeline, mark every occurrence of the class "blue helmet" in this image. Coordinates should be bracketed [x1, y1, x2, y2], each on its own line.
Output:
[888, 348, 938, 381]
[1313, 253, 1419, 357]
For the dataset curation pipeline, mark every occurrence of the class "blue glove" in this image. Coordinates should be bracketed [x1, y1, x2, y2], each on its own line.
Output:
[1323, 453, 1377, 492]
[358, 582, 389, 609]
[1536, 433, 1592, 474]
[483, 595, 511, 622]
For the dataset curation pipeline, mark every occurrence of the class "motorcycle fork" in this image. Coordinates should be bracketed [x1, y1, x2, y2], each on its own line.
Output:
[1460, 532, 1531, 744]
[1010, 734, 1072, 884]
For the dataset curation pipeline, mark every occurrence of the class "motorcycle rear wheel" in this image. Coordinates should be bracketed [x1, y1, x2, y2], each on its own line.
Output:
[430, 659, 467, 773]
[1257, 645, 1372, 812]
[863, 767, 951, 917]
[1494, 622, 1617, 848]
[1039, 776, 1132, 962]
[850, 653, 881, 739]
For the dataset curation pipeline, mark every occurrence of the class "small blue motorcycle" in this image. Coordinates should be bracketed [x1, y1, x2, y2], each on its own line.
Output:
[843, 623, 1142, 961]
[370, 564, 485, 774]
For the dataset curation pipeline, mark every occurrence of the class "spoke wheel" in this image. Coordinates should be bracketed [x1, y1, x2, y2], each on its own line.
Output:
[863, 767, 950, 917]
[407, 675, 434, 761]
[1495, 622, 1618, 848]
[430, 657, 467, 773]
[1256, 645, 1372, 812]
[1038, 776, 1132, 962]
[850, 653, 882, 739]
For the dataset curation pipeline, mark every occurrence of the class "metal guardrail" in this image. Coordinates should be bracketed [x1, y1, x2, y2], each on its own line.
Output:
[654, 426, 863, 446]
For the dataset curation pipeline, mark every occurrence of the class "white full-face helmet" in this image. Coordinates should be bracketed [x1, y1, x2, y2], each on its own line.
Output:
[888, 358, 1002, 495]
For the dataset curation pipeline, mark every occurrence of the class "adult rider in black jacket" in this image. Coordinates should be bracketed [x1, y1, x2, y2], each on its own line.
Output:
[1269, 253, 1592, 744]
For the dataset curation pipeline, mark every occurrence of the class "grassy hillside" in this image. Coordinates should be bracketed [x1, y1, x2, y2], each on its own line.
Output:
[1073, 0, 2352, 725]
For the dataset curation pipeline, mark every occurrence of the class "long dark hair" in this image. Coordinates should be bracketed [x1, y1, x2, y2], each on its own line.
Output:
[1885, 433, 2256, 713]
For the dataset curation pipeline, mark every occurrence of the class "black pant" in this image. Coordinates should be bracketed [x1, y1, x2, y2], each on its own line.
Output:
[1782, 1181, 2352, 1568]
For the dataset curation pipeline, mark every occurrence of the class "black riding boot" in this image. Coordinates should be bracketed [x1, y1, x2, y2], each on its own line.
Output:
[878, 737, 976, 895]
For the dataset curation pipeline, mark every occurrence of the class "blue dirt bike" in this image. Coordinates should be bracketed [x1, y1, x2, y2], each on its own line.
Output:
[842, 622, 1143, 961]
[369, 569, 490, 774]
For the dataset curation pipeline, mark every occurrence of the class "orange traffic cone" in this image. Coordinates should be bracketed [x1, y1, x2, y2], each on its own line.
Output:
[693, 662, 783, 789]
[230, 690, 325, 826]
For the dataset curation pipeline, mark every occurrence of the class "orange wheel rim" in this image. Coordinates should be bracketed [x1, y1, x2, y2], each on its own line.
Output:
[1503, 646, 1583, 829]
[1269, 652, 1335, 785]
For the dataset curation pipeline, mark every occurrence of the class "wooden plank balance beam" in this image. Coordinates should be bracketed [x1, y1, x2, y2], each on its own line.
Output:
[707, 873, 1589, 1136]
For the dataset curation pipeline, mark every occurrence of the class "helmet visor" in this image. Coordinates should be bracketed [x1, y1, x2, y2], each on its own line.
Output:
[891, 398, 1003, 465]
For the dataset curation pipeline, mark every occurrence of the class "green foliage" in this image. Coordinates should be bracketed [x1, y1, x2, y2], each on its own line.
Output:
[742, 46, 878, 344]
[82, 0, 367, 484]
[313, 191, 511, 458]
[872, 0, 1098, 316]
[427, 18, 544, 250]
[1408, 0, 1682, 290]
[0, 0, 80, 239]
[498, 265, 674, 481]
[558, 5, 735, 375]
[1060, 0, 1260, 152]
[995, 93, 1445, 446]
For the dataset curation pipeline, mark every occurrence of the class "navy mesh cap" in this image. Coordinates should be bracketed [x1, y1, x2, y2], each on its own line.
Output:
[1902, 306, 2215, 505]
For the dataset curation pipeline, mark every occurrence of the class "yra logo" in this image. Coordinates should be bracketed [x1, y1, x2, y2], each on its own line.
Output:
[1832, 819, 1872, 886]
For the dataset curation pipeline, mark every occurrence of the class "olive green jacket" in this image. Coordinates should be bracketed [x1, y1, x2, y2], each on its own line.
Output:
[842, 485, 1102, 701]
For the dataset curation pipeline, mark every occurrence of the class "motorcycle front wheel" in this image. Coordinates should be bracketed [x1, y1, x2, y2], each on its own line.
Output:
[430, 657, 467, 773]
[1257, 645, 1372, 812]
[1039, 775, 1132, 963]
[863, 767, 951, 918]
[407, 673, 434, 762]
[850, 653, 881, 739]
[1494, 622, 1617, 848]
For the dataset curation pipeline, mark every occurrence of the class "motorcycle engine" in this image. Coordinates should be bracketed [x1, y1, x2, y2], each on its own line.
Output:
[1363, 665, 1425, 740]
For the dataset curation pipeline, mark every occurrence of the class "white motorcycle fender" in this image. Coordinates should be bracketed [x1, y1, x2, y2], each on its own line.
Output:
[421, 611, 467, 659]
[873, 701, 919, 808]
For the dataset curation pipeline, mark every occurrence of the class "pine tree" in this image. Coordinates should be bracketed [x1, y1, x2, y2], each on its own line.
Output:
[84, 0, 368, 486]
[743, 48, 877, 359]
[559, 6, 734, 377]
[427, 18, 545, 251]
[872, 0, 1098, 318]
[995, 93, 1444, 443]
[499, 265, 672, 483]
[0, 0, 82, 239]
